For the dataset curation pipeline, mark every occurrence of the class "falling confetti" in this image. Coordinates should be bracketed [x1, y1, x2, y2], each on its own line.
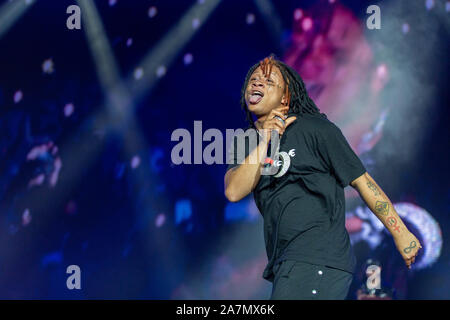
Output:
[28, 173, 45, 188]
[49, 157, 62, 187]
[425, 0, 434, 10]
[13, 90, 23, 103]
[64, 103, 74, 117]
[246, 13, 255, 25]
[42, 58, 54, 74]
[192, 18, 200, 29]
[446, 2, 450, 12]
[156, 65, 166, 78]
[134, 67, 144, 80]
[130, 155, 141, 169]
[109, 0, 117, 6]
[22, 209, 32, 226]
[155, 213, 166, 227]
[126, 38, 133, 47]
[183, 53, 193, 65]
[402, 23, 410, 34]
[294, 9, 303, 21]
[27, 144, 49, 160]
[148, 6, 157, 18]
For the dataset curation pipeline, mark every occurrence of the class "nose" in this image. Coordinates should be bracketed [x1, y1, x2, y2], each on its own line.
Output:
[251, 80, 265, 88]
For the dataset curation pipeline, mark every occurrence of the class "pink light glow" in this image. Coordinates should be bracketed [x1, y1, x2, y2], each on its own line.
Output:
[302, 17, 313, 31]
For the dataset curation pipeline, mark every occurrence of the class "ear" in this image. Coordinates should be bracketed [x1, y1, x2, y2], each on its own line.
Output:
[281, 95, 288, 106]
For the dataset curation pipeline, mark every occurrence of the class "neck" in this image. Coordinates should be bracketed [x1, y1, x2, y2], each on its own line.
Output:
[254, 114, 269, 129]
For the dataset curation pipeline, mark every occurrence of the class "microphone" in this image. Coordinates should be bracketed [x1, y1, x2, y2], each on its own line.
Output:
[262, 115, 285, 174]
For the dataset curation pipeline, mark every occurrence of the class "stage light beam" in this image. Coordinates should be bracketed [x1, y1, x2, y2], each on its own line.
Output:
[0, 0, 35, 39]
[127, 0, 222, 100]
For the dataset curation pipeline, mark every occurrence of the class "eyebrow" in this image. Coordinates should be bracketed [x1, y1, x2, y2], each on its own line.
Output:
[250, 71, 280, 79]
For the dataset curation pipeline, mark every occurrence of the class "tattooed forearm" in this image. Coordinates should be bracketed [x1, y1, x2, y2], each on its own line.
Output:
[375, 200, 389, 216]
[357, 173, 407, 236]
[367, 181, 381, 196]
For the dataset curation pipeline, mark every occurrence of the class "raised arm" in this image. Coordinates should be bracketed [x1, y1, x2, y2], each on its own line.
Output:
[224, 137, 269, 202]
[351, 172, 422, 269]
[225, 106, 295, 202]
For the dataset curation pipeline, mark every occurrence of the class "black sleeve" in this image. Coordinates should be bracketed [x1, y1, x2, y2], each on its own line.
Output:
[317, 123, 367, 188]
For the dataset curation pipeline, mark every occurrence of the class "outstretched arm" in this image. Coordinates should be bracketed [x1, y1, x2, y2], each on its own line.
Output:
[351, 172, 422, 269]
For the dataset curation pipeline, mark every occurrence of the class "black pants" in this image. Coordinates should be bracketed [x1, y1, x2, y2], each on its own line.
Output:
[270, 260, 353, 300]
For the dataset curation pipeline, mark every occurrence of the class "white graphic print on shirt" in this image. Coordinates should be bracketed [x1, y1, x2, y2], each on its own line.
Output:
[273, 149, 295, 178]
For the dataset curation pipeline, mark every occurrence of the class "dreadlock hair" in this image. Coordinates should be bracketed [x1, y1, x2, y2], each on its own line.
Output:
[240, 54, 327, 129]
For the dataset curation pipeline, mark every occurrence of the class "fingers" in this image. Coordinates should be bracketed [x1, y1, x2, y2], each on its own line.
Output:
[260, 121, 284, 136]
[269, 119, 285, 133]
[264, 116, 297, 135]
[261, 107, 293, 137]
[284, 116, 297, 128]
[270, 110, 287, 121]
[406, 246, 421, 269]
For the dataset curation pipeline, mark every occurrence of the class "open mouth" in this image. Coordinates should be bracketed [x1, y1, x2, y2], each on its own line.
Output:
[248, 90, 264, 104]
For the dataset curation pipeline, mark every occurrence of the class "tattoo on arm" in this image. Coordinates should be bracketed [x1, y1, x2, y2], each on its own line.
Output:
[375, 200, 389, 216]
[387, 216, 401, 233]
[367, 181, 381, 196]
[403, 241, 417, 254]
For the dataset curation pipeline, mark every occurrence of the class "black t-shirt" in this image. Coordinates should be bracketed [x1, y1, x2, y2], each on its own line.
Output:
[226, 113, 367, 282]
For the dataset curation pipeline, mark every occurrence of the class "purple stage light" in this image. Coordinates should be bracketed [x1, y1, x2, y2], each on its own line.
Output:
[192, 18, 200, 29]
[155, 213, 166, 227]
[294, 9, 303, 21]
[156, 65, 166, 77]
[131, 155, 141, 169]
[22, 209, 32, 226]
[246, 13, 255, 25]
[402, 23, 410, 34]
[134, 67, 144, 80]
[425, 0, 435, 10]
[183, 53, 193, 65]
[42, 58, 54, 74]
[64, 103, 74, 117]
[13, 90, 23, 103]
[148, 6, 157, 18]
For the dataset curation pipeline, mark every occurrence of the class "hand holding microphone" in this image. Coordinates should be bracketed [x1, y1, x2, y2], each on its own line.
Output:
[258, 106, 296, 173]
[259, 106, 296, 141]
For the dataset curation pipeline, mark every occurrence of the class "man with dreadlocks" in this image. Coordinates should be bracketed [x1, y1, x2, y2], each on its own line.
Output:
[224, 55, 421, 300]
